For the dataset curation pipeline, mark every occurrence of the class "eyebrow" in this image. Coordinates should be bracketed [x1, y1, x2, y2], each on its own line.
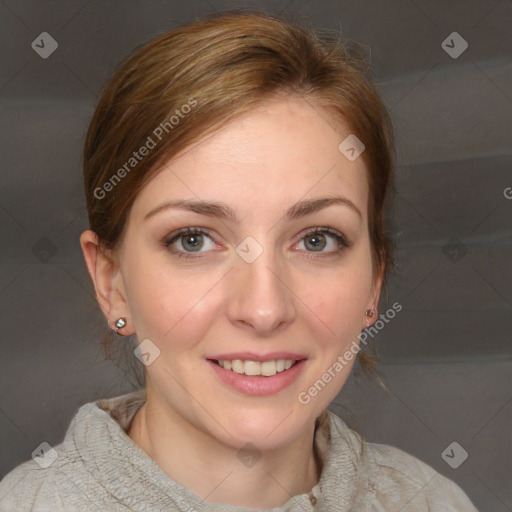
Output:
[143, 196, 362, 222]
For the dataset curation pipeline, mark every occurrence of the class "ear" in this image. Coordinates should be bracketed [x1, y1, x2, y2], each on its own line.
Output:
[79, 229, 132, 335]
[364, 262, 385, 329]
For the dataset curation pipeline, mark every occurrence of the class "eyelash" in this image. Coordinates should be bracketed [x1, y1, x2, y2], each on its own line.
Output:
[162, 226, 351, 261]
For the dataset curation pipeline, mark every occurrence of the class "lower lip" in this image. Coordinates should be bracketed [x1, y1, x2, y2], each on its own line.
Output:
[207, 359, 307, 396]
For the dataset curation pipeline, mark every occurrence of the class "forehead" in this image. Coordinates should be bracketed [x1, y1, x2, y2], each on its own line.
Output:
[131, 97, 369, 223]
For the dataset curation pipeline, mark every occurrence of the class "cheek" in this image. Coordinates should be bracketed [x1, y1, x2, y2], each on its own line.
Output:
[315, 290, 366, 344]
[126, 262, 222, 345]
[305, 260, 373, 347]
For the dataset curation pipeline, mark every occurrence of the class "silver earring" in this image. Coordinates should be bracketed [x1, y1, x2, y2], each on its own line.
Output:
[365, 308, 375, 317]
[110, 317, 127, 335]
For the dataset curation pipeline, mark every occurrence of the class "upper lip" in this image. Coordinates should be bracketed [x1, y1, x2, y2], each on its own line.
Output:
[207, 352, 307, 362]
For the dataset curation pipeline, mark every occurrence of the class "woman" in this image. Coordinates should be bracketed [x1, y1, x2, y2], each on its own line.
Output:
[0, 11, 477, 511]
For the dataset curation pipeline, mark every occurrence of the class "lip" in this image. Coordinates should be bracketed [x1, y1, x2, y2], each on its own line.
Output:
[207, 352, 308, 363]
[206, 358, 307, 396]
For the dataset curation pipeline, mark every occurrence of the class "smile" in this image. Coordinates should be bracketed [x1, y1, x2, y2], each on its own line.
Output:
[206, 358, 307, 396]
[214, 359, 298, 376]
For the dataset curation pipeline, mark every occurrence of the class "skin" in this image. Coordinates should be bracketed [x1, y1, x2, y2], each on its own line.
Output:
[80, 96, 383, 509]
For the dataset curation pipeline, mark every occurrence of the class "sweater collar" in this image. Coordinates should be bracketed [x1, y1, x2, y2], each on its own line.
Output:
[67, 389, 366, 511]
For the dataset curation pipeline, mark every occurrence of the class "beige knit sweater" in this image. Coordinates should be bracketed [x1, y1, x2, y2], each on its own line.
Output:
[0, 389, 478, 511]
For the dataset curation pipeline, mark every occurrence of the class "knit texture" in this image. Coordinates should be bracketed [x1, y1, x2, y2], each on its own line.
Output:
[0, 389, 478, 511]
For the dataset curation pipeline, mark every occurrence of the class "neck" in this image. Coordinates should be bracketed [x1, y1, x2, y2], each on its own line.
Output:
[126, 392, 322, 509]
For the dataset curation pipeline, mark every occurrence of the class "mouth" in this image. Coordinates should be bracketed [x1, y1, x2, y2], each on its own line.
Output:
[206, 357, 308, 396]
[208, 358, 303, 377]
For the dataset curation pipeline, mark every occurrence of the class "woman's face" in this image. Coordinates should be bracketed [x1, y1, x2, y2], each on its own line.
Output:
[116, 96, 381, 450]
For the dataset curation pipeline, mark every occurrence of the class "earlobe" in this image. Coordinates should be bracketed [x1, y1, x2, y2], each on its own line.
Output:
[365, 264, 384, 328]
[364, 306, 377, 328]
[79, 230, 129, 328]
[365, 307, 376, 317]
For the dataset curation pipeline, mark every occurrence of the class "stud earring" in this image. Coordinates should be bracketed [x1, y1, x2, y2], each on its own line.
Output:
[110, 317, 127, 335]
[365, 308, 375, 317]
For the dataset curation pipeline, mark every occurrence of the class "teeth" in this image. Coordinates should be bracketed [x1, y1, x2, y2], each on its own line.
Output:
[217, 359, 297, 376]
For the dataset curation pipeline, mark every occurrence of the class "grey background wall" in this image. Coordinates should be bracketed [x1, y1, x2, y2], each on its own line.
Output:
[0, 1, 510, 510]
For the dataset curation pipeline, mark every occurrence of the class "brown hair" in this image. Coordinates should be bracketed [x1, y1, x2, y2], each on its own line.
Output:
[82, 10, 396, 388]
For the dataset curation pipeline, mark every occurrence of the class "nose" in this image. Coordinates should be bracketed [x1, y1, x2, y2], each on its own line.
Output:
[226, 242, 296, 336]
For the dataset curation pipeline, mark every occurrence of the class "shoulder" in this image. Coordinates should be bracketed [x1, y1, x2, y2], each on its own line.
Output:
[0, 402, 117, 512]
[364, 441, 478, 511]
[324, 411, 478, 511]
[0, 446, 82, 512]
[1, 458, 58, 512]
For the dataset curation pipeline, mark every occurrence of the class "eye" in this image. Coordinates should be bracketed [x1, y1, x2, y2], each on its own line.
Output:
[162, 227, 218, 259]
[294, 227, 350, 258]
[162, 226, 351, 261]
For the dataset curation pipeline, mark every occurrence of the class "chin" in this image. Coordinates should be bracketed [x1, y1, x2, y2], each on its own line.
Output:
[217, 407, 306, 447]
